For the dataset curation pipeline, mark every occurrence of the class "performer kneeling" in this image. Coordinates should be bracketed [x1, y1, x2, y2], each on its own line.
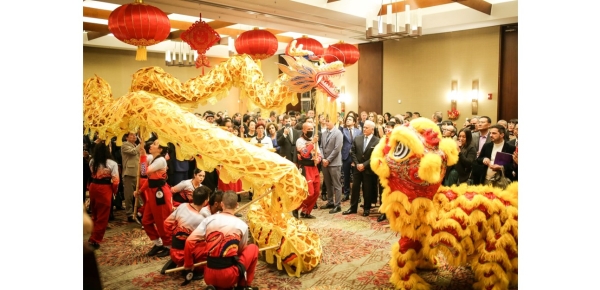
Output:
[197, 190, 259, 290]
[162, 186, 213, 276]
[175, 190, 224, 283]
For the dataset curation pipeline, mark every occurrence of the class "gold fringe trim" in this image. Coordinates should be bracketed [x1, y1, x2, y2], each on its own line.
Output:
[136, 46, 147, 61]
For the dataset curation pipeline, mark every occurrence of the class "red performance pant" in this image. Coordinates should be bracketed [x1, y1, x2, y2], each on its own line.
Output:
[300, 165, 320, 215]
[182, 239, 208, 269]
[88, 183, 112, 243]
[204, 244, 259, 289]
[142, 184, 173, 246]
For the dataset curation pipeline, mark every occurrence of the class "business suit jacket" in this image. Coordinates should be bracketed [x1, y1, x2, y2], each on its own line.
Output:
[476, 141, 516, 180]
[120, 141, 139, 177]
[471, 131, 492, 152]
[277, 127, 301, 163]
[320, 128, 343, 166]
[470, 131, 492, 184]
[340, 127, 362, 161]
[351, 134, 380, 175]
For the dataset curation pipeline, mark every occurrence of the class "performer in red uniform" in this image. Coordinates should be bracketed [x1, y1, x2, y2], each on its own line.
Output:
[134, 139, 172, 257]
[87, 142, 120, 249]
[171, 168, 206, 208]
[293, 122, 322, 219]
[177, 190, 224, 285]
[197, 191, 259, 290]
[164, 186, 212, 265]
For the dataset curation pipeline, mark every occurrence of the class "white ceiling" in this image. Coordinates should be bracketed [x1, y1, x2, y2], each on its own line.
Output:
[83, 0, 518, 58]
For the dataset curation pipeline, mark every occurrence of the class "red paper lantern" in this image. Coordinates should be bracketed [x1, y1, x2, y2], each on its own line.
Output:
[285, 35, 324, 58]
[108, 0, 171, 61]
[323, 41, 360, 67]
[234, 28, 278, 60]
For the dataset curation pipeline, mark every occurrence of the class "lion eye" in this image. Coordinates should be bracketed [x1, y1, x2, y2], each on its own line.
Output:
[394, 143, 410, 159]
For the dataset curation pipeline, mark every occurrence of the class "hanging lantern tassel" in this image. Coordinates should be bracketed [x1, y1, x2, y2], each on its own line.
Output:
[136, 46, 147, 61]
[195, 54, 211, 75]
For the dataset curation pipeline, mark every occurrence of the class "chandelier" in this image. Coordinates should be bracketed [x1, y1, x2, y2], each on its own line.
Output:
[366, 0, 422, 41]
[165, 41, 197, 67]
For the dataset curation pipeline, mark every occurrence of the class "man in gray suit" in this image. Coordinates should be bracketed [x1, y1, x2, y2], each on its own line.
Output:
[470, 116, 492, 185]
[121, 132, 140, 222]
[319, 116, 344, 214]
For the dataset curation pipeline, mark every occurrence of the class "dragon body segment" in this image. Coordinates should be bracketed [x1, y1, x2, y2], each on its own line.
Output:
[83, 54, 345, 277]
[371, 118, 518, 290]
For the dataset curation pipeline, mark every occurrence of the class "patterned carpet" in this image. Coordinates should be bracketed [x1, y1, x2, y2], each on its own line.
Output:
[85, 195, 516, 290]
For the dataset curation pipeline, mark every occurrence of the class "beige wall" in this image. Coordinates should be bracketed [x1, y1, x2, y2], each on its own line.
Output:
[83, 47, 357, 117]
[84, 47, 251, 116]
[383, 26, 500, 122]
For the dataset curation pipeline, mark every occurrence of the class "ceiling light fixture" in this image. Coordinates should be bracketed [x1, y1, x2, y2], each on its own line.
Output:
[165, 41, 197, 67]
[366, 0, 422, 41]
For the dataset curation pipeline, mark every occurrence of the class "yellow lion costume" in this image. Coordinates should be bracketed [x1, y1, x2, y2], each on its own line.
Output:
[371, 118, 518, 290]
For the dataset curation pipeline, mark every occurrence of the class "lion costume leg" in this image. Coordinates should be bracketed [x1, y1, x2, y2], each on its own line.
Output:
[389, 237, 432, 290]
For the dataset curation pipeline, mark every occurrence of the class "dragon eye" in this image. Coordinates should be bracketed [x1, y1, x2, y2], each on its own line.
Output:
[393, 142, 410, 159]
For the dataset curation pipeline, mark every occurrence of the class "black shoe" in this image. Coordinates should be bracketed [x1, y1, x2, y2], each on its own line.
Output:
[127, 216, 135, 223]
[313, 204, 318, 209]
[362, 210, 370, 217]
[160, 260, 177, 274]
[329, 206, 341, 214]
[156, 247, 170, 257]
[320, 203, 334, 209]
[321, 195, 327, 201]
[114, 206, 125, 211]
[342, 209, 357, 215]
[341, 196, 350, 202]
[181, 270, 204, 286]
[88, 241, 100, 250]
[300, 212, 316, 219]
[109, 214, 115, 221]
[292, 209, 299, 219]
[377, 214, 387, 222]
[147, 245, 164, 257]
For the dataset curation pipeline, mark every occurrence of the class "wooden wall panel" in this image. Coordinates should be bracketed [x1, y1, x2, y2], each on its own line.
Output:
[358, 42, 383, 114]
[498, 24, 518, 120]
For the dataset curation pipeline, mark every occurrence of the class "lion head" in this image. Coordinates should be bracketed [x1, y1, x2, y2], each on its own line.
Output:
[371, 118, 458, 203]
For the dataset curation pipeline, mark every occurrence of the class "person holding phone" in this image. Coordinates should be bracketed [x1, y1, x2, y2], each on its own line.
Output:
[276, 115, 301, 164]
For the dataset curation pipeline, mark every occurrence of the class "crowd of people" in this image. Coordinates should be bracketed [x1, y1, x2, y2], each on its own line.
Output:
[83, 108, 518, 288]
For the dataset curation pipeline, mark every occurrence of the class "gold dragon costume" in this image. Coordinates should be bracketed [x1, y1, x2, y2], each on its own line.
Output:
[83, 54, 345, 277]
[371, 118, 518, 290]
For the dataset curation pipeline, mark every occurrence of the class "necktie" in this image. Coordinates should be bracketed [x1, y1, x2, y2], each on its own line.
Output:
[363, 136, 368, 151]
[289, 129, 293, 142]
[349, 128, 353, 142]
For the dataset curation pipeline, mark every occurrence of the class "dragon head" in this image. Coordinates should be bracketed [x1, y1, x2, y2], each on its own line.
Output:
[278, 55, 345, 99]
[371, 118, 459, 202]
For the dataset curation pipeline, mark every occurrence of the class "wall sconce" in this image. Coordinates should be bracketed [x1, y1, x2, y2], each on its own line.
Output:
[471, 79, 479, 115]
[450, 80, 458, 110]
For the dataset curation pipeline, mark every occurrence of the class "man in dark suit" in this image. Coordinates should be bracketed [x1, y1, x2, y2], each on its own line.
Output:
[340, 115, 362, 201]
[277, 114, 301, 164]
[343, 120, 380, 217]
[476, 125, 516, 182]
